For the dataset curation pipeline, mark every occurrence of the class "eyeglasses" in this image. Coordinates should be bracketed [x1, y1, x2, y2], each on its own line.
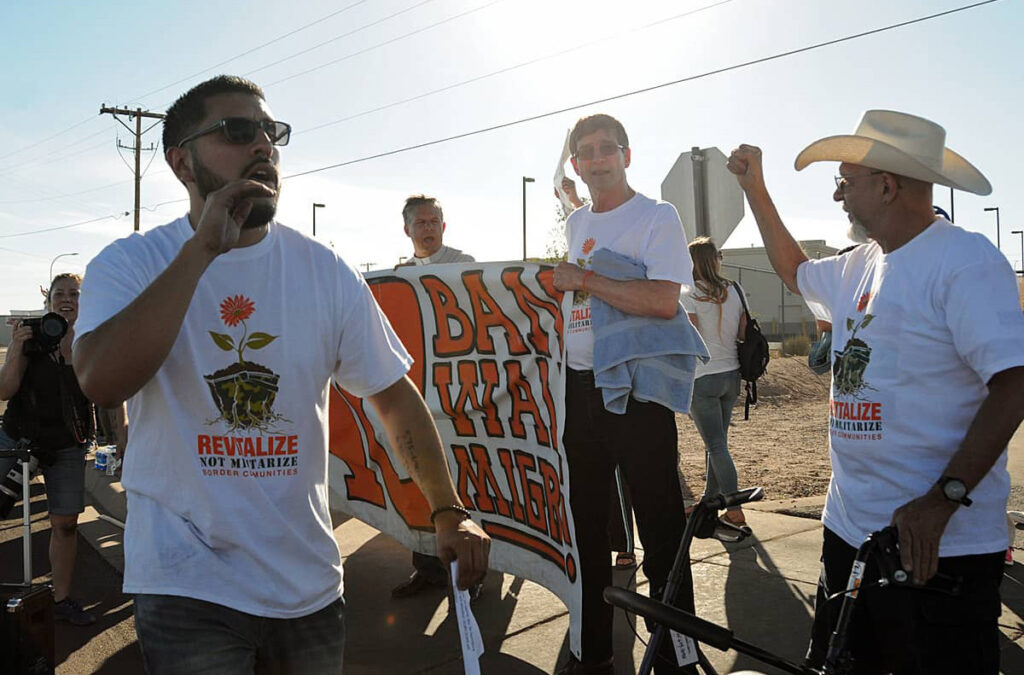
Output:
[834, 170, 883, 191]
[574, 142, 626, 161]
[176, 118, 292, 148]
[716, 251, 723, 260]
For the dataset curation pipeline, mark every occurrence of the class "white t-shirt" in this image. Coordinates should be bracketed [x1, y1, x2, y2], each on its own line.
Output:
[564, 192, 692, 371]
[409, 245, 475, 265]
[75, 216, 412, 618]
[681, 283, 742, 378]
[797, 218, 1024, 556]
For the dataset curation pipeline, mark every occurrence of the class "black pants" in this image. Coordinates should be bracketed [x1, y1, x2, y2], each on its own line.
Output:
[807, 527, 1003, 674]
[564, 369, 694, 673]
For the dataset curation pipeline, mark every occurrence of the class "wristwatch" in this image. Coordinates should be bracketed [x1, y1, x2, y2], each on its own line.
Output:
[936, 476, 972, 507]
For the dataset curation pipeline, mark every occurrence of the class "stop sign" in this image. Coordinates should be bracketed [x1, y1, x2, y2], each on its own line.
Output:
[661, 147, 744, 246]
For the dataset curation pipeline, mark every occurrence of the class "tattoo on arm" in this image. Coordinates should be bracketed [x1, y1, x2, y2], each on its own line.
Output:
[398, 429, 421, 475]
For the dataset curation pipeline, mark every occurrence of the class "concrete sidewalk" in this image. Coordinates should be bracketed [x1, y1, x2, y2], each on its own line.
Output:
[79, 431, 1024, 674]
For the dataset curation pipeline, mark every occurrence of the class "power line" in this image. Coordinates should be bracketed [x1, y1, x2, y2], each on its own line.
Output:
[125, 0, 372, 106]
[0, 128, 112, 176]
[0, 0, 1000, 240]
[262, 0, 505, 88]
[0, 180, 135, 205]
[0, 213, 129, 239]
[0, 1, 373, 168]
[286, 0, 1001, 179]
[300, 0, 735, 136]
[246, 0, 441, 79]
[0, 116, 100, 164]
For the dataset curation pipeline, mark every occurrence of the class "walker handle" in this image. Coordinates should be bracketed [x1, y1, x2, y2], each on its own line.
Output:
[705, 486, 764, 511]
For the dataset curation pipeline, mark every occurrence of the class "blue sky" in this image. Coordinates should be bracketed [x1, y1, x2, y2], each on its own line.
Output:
[1, 0, 1020, 311]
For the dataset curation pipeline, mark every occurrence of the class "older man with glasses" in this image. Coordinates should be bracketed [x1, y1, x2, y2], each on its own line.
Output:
[72, 75, 489, 674]
[552, 113, 702, 675]
[729, 110, 1024, 673]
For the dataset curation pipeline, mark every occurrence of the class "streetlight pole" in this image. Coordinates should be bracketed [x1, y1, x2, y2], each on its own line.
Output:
[313, 203, 326, 237]
[1013, 230, 1024, 275]
[984, 206, 1000, 251]
[522, 177, 534, 261]
[49, 252, 78, 283]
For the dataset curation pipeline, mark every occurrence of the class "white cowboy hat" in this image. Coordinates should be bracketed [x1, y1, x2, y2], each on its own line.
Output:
[794, 110, 991, 195]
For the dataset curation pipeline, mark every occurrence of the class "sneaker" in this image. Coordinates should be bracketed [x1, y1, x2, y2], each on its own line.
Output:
[391, 570, 447, 599]
[1006, 547, 1014, 567]
[54, 597, 96, 626]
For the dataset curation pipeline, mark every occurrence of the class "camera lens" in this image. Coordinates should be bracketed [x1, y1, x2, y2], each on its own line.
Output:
[40, 313, 68, 338]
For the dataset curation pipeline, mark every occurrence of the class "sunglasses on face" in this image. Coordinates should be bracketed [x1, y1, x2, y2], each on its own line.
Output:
[574, 141, 626, 162]
[176, 118, 292, 148]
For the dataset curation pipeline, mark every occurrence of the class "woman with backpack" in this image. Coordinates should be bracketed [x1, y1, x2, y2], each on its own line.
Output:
[681, 237, 751, 536]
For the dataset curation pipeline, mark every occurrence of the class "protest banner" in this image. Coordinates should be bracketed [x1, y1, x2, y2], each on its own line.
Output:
[328, 261, 581, 656]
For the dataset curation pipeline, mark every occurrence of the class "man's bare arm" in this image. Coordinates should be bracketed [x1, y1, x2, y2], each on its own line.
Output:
[892, 366, 1024, 584]
[75, 239, 218, 407]
[367, 376, 490, 588]
[74, 180, 274, 408]
[553, 263, 680, 319]
[727, 144, 808, 293]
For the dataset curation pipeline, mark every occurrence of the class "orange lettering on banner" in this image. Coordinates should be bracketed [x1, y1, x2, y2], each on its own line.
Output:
[534, 268, 564, 347]
[505, 361, 551, 446]
[451, 443, 513, 518]
[329, 276, 432, 525]
[498, 448, 525, 523]
[421, 275, 474, 358]
[433, 360, 504, 437]
[538, 456, 571, 545]
[462, 270, 529, 355]
[501, 268, 561, 357]
[368, 276, 426, 390]
[536, 357, 559, 452]
[515, 451, 549, 535]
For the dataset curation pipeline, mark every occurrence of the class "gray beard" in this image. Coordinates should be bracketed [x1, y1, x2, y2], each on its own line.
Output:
[191, 151, 278, 229]
[847, 218, 871, 244]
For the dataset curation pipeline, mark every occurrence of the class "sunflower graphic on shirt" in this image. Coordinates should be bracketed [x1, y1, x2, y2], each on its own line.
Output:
[204, 295, 289, 432]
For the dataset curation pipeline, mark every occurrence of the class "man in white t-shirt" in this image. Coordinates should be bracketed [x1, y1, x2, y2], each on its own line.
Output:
[728, 110, 1024, 672]
[72, 75, 489, 674]
[397, 194, 474, 266]
[552, 114, 695, 675]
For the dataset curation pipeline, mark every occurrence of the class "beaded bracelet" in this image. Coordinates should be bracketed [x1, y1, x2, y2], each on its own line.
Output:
[429, 504, 471, 525]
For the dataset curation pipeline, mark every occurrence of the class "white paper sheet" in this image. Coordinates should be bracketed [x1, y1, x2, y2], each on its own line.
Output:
[451, 560, 485, 675]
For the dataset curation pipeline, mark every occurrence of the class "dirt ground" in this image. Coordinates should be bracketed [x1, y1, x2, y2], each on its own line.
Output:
[676, 354, 832, 503]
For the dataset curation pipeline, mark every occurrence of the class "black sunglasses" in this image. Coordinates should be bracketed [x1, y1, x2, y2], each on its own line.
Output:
[177, 118, 292, 148]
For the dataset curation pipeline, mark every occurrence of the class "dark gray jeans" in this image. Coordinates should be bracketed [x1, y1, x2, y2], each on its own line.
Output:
[688, 369, 741, 506]
[134, 594, 345, 674]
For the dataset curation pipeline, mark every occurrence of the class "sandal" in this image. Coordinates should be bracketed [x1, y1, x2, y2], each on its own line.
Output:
[713, 514, 753, 543]
[614, 551, 636, 569]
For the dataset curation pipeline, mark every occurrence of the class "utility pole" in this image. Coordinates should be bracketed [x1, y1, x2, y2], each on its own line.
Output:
[99, 105, 166, 231]
[360, 262, 375, 273]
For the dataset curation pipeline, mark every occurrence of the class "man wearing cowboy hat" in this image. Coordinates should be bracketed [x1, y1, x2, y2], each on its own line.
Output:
[728, 110, 1024, 671]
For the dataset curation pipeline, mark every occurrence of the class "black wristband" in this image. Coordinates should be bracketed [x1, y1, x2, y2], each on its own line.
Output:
[429, 504, 471, 525]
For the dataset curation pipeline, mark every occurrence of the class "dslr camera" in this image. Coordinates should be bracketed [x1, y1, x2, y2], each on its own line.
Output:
[18, 312, 69, 356]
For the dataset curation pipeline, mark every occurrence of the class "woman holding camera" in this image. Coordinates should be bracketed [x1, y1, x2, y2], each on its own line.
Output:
[681, 238, 751, 536]
[0, 273, 125, 625]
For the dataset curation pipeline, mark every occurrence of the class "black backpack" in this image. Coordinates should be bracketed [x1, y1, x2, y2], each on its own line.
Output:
[732, 281, 769, 420]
